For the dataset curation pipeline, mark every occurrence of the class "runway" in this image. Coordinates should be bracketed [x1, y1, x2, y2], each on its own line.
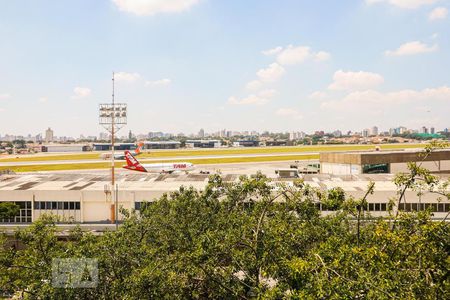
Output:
[0, 152, 319, 167]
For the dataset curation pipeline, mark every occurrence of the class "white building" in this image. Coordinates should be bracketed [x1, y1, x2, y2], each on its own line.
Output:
[45, 128, 54, 143]
[289, 131, 306, 140]
[1, 172, 449, 225]
[371, 126, 378, 136]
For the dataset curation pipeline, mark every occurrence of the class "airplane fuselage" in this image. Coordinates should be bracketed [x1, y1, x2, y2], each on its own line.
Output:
[124, 162, 194, 173]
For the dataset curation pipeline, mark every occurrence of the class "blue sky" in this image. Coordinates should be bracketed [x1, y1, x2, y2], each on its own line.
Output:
[0, 0, 449, 137]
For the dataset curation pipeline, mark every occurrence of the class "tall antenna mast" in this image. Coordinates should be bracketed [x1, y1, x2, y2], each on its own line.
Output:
[111, 72, 116, 227]
[99, 72, 127, 228]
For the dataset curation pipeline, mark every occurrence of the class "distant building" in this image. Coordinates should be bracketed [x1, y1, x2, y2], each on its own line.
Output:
[332, 130, 342, 138]
[99, 132, 110, 140]
[92, 143, 136, 151]
[398, 126, 408, 134]
[289, 131, 306, 140]
[41, 144, 90, 153]
[430, 127, 435, 134]
[233, 140, 259, 147]
[143, 141, 181, 149]
[420, 126, 428, 134]
[45, 127, 54, 143]
[148, 132, 164, 138]
[198, 128, 205, 138]
[362, 129, 369, 138]
[185, 140, 221, 148]
[35, 134, 42, 142]
[371, 126, 378, 136]
[266, 140, 288, 146]
[320, 150, 450, 175]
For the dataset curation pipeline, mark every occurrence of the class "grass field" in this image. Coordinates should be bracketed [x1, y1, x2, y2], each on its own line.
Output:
[0, 154, 319, 173]
[0, 143, 424, 163]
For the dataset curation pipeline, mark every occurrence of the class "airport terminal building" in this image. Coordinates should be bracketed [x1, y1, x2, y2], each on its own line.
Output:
[320, 149, 450, 175]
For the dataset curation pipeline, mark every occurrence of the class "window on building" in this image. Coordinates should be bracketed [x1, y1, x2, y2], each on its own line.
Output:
[362, 164, 389, 174]
[0, 201, 32, 223]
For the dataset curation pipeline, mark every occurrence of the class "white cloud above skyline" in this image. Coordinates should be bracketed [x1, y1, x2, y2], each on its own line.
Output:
[115, 72, 141, 82]
[112, 0, 200, 16]
[275, 108, 302, 119]
[366, 0, 439, 9]
[146, 78, 171, 86]
[320, 86, 450, 110]
[72, 87, 91, 99]
[245, 80, 263, 91]
[262, 46, 283, 56]
[385, 41, 438, 56]
[328, 70, 384, 91]
[256, 63, 285, 82]
[1, 1, 449, 136]
[228, 89, 277, 106]
[274, 45, 330, 65]
[429, 7, 448, 20]
[309, 91, 328, 100]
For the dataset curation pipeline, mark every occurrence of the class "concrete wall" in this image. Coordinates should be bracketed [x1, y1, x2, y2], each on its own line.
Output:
[321, 163, 361, 175]
[390, 160, 450, 173]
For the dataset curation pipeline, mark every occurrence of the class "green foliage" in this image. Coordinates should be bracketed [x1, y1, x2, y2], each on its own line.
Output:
[322, 187, 346, 210]
[1, 142, 449, 298]
[0, 202, 19, 219]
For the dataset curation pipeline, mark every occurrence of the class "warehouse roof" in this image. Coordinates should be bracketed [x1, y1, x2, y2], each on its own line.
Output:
[320, 149, 450, 165]
[0, 172, 401, 193]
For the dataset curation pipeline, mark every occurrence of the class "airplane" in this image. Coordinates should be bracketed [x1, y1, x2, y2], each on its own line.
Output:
[100, 142, 144, 160]
[123, 150, 195, 174]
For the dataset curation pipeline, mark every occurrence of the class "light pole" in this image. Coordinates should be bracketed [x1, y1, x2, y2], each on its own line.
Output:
[99, 73, 127, 228]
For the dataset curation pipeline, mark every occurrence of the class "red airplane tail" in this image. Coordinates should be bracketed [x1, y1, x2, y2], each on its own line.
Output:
[124, 150, 147, 172]
[135, 142, 144, 154]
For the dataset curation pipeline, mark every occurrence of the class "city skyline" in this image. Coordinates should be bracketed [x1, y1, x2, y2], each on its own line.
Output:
[0, 124, 446, 142]
[0, 0, 449, 136]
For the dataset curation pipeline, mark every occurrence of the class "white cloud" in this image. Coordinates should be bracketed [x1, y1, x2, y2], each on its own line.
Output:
[115, 72, 141, 82]
[385, 41, 438, 56]
[0, 93, 11, 100]
[228, 89, 277, 106]
[146, 78, 171, 86]
[275, 45, 330, 65]
[256, 63, 285, 82]
[328, 70, 384, 91]
[276, 45, 312, 65]
[308, 91, 328, 100]
[431, 32, 439, 39]
[262, 46, 283, 56]
[321, 86, 450, 110]
[112, 0, 200, 16]
[245, 80, 263, 91]
[38, 97, 48, 103]
[258, 89, 277, 98]
[314, 51, 331, 61]
[72, 87, 91, 99]
[366, 0, 439, 9]
[429, 7, 448, 20]
[275, 108, 303, 119]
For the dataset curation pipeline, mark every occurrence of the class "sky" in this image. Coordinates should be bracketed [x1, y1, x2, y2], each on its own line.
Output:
[0, 0, 449, 137]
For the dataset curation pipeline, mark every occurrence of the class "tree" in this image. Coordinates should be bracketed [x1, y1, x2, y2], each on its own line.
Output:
[1, 144, 449, 298]
[0, 202, 19, 220]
